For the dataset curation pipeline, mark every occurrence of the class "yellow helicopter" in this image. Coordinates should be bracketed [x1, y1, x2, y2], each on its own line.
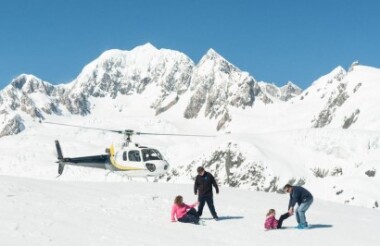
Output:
[45, 122, 213, 177]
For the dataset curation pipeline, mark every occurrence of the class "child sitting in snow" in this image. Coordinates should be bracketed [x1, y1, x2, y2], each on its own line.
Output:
[264, 209, 291, 230]
[171, 195, 200, 224]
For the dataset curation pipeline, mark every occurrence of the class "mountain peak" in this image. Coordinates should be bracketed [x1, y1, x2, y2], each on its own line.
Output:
[94, 43, 159, 63]
[197, 48, 232, 69]
[283, 81, 301, 90]
[10, 74, 42, 89]
[204, 48, 224, 60]
[132, 42, 158, 52]
[311, 66, 346, 88]
[286, 81, 295, 86]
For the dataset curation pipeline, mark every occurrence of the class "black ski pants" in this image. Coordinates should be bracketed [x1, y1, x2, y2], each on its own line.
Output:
[278, 212, 291, 228]
[197, 195, 217, 218]
[178, 208, 200, 224]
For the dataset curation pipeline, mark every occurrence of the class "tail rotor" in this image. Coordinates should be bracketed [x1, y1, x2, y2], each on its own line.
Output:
[55, 140, 65, 176]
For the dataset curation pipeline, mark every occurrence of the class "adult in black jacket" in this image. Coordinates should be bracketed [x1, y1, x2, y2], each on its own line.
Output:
[194, 166, 219, 220]
[283, 184, 313, 229]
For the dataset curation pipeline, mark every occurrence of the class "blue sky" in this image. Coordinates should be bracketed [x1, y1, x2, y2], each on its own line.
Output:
[0, 0, 379, 89]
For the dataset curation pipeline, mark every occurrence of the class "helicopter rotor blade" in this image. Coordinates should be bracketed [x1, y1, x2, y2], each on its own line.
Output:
[136, 132, 215, 137]
[43, 121, 123, 134]
[43, 121, 215, 138]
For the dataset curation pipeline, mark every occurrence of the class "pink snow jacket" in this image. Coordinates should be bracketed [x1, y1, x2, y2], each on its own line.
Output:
[264, 214, 278, 229]
[171, 203, 197, 221]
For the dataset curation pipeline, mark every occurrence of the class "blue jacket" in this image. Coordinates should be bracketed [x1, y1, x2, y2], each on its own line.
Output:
[288, 186, 313, 209]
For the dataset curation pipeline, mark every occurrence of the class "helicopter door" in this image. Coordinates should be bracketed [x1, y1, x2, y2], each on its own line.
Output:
[114, 150, 129, 165]
[128, 150, 142, 162]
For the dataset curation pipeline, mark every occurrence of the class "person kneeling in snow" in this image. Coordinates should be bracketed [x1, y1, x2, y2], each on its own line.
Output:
[171, 195, 200, 224]
[264, 209, 291, 230]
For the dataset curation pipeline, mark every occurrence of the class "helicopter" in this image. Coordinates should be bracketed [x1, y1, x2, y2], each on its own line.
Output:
[45, 121, 214, 177]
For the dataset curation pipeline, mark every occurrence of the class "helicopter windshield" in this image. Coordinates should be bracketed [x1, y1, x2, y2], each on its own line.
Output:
[142, 149, 163, 161]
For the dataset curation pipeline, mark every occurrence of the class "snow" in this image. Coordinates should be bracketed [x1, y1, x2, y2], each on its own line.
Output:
[1, 175, 379, 246]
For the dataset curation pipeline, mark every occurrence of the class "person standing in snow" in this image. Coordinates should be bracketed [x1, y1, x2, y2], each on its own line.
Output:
[264, 209, 290, 230]
[283, 184, 313, 229]
[171, 195, 200, 224]
[194, 166, 219, 220]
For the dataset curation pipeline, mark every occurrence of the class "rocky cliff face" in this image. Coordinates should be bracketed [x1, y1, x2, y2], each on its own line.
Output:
[254, 81, 302, 104]
[280, 82, 303, 101]
[0, 74, 65, 136]
[309, 66, 348, 128]
[160, 142, 305, 192]
[0, 113, 25, 137]
[0, 74, 60, 118]
[184, 49, 255, 129]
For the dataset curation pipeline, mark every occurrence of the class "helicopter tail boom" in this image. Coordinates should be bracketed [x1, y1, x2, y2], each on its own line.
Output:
[54, 140, 110, 176]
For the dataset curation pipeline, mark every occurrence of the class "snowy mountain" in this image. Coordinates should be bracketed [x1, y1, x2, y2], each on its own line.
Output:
[1, 44, 380, 212]
[0, 44, 305, 137]
[0, 74, 63, 137]
[0, 44, 272, 135]
[66, 43, 194, 115]
[293, 64, 380, 130]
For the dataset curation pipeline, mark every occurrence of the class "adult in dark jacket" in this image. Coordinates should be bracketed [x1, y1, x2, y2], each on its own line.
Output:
[194, 166, 219, 220]
[283, 184, 313, 229]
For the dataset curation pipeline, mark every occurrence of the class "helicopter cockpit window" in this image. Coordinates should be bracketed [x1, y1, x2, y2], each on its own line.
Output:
[142, 149, 163, 162]
[122, 151, 127, 161]
[128, 150, 141, 162]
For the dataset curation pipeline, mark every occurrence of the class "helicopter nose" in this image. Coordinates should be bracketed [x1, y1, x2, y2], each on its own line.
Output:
[156, 160, 169, 174]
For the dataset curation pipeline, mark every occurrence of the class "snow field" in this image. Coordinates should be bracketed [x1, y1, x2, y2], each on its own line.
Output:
[1, 175, 380, 246]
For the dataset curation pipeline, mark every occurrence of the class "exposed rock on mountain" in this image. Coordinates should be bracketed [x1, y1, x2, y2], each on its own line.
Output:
[0, 75, 61, 119]
[160, 142, 305, 192]
[342, 109, 360, 129]
[0, 113, 24, 137]
[184, 49, 255, 129]
[313, 83, 350, 128]
[254, 81, 302, 104]
[280, 81, 302, 101]
[66, 43, 194, 115]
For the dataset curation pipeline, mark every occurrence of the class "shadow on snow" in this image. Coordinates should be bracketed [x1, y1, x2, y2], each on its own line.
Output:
[281, 224, 333, 230]
[308, 224, 333, 229]
[202, 216, 244, 221]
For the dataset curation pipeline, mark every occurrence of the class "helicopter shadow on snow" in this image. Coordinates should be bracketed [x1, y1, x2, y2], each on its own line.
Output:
[202, 216, 244, 221]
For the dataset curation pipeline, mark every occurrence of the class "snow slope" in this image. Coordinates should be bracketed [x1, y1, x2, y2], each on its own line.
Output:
[1, 175, 379, 246]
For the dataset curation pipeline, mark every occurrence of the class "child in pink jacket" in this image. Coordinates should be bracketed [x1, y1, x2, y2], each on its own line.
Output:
[265, 209, 290, 230]
[171, 195, 200, 224]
